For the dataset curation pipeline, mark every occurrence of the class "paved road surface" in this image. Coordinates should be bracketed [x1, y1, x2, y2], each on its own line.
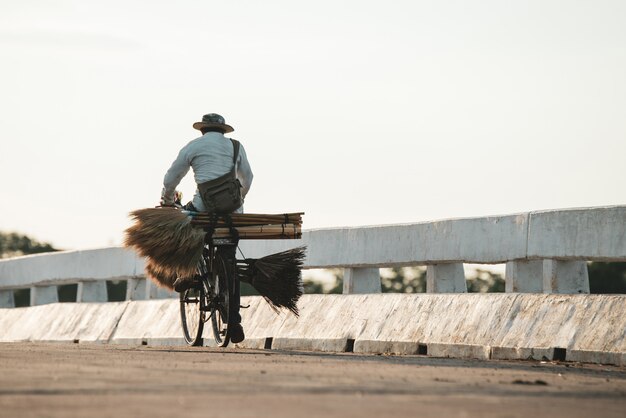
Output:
[0, 343, 625, 418]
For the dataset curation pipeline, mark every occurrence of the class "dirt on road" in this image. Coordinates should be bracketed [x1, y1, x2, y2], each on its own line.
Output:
[0, 343, 625, 418]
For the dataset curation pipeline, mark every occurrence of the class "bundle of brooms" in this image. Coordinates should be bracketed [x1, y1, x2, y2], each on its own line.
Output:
[124, 207, 305, 314]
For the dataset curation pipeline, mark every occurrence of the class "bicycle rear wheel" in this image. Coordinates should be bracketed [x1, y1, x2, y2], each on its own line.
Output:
[180, 286, 204, 346]
[211, 253, 232, 347]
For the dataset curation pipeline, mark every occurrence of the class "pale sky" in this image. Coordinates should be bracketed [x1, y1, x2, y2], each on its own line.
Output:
[1, 0, 625, 250]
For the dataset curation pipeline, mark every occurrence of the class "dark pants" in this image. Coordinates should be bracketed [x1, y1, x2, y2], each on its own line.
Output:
[216, 245, 241, 324]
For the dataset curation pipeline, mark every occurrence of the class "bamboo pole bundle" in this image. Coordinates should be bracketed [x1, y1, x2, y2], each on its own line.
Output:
[209, 224, 301, 239]
[188, 212, 303, 228]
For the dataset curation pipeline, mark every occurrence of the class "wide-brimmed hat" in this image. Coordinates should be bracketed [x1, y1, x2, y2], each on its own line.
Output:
[192, 113, 234, 133]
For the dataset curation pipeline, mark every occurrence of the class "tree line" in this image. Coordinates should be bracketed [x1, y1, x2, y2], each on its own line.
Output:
[0, 232, 58, 259]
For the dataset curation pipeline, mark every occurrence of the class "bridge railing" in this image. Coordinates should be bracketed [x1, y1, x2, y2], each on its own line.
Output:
[1, 205, 625, 308]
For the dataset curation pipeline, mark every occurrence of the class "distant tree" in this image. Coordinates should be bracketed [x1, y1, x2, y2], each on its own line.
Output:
[466, 269, 505, 293]
[326, 276, 343, 294]
[588, 262, 626, 294]
[107, 281, 128, 301]
[303, 279, 325, 294]
[0, 232, 59, 306]
[0, 232, 58, 258]
[382, 267, 426, 293]
[303, 268, 343, 294]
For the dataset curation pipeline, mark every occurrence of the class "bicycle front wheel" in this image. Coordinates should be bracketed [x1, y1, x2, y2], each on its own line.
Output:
[211, 253, 232, 347]
[180, 286, 204, 346]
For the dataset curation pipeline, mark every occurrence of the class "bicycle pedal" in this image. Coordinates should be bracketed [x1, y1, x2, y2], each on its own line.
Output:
[240, 304, 251, 309]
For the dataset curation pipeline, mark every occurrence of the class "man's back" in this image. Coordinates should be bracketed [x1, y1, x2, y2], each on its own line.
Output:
[162, 131, 253, 212]
[184, 132, 241, 184]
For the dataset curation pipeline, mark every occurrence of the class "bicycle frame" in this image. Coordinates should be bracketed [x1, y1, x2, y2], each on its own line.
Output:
[207, 235, 240, 345]
[180, 224, 241, 347]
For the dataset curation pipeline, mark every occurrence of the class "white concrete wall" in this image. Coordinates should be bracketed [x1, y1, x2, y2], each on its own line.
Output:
[237, 213, 530, 267]
[0, 247, 144, 288]
[528, 206, 626, 261]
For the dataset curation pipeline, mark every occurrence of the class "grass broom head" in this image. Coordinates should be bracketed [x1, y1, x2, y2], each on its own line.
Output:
[124, 207, 204, 280]
[238, 246, 306, 316]
[144, 257, 179, 290]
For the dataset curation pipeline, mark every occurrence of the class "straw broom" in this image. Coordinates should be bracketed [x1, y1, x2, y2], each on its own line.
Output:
[124, 208, 204, 279]
[238, 246, 306, 316]
[144, 257, 179, 290]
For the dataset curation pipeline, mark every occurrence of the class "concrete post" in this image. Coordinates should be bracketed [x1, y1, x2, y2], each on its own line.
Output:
[146, 279, 177, 299]
[543, 260, 590, 294]
[505, 260, 543, 292]
[30, 285, 58, 305]
[126, 278, 148, 301]
[427, 263, 467, 293]
[0, 290, 15, 308]
[76, 281, 108, 303]
[343, 268, 381, 294]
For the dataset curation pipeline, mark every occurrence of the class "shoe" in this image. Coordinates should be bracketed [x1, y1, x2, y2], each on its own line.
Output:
[229, 323, 245, 343]
[174, 277, 199, 293]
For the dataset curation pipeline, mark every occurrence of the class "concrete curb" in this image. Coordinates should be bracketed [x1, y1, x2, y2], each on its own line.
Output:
[491, 346, 554, 361]
[427, 343, 492, 360]
[353, 340, 425, 355]
[271, 338, 351, 352]
[567, 349, 626, 365]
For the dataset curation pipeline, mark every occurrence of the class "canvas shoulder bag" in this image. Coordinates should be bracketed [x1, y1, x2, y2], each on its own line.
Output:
[197, 139, 244, 214]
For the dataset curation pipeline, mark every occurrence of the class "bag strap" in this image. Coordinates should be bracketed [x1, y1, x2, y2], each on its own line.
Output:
[229, 139, 240, 173]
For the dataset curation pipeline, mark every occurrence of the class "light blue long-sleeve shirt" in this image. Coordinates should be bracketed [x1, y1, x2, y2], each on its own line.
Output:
[161, 132, 253, 212]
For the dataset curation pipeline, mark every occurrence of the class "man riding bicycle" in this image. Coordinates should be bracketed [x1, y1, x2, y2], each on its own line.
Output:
[160, 113, 253, 343]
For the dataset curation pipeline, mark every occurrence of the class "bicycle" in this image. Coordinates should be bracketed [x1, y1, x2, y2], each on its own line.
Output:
[179, 233, 239, 347]
[126, 203, 303, 347]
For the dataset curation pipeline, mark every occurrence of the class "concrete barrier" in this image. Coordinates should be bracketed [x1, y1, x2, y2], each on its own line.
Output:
[2, 294, 624, 365]
[0, 302, 129, 343]
[110, 299, 182, 345]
